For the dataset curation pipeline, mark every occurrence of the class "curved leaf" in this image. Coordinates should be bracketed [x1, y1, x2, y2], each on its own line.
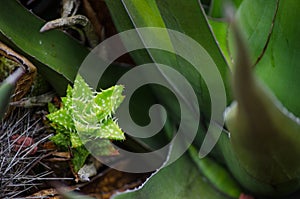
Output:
[112, 154, 229, 199]
[189, 146, 242, 198]
[0, 68, 24, 119]
[228, 0, 279, 65]
[209, 0, 244, 18]
[254, 0, 300, 118]
[105, 0, 231, 119]
[224, 13, 300, 196]
[228, 0, 300, 118]
[0, 0, 89, 94]
[155, 0, 232, 110]
[209, 19, 230, 64]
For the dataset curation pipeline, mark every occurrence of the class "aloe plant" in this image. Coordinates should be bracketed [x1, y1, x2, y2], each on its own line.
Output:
[105, 0, 300, 198]
[1, 0, 300, 198]
[47, 75, 125, 172]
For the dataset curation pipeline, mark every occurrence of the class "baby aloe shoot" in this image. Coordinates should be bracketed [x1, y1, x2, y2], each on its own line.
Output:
[47, 75, 125, 172]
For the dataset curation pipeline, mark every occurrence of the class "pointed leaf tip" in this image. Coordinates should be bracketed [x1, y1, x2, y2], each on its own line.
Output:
[225, 18, 300, 186]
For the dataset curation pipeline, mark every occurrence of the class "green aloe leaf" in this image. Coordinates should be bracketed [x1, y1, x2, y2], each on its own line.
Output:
[105, 0, 231, 119]
[209, 0, 244, 18]
[209, 19, 230, 64]
[156, 0, 231, 111]
[228, 0, 279, 65]
[105, 0, 232, 165]
[253, 0, 300, 118]
[0, 0, 90, 95]
[104, 1, 233, 175]
[228, 0, 300, 118]
[208, 0, 224, 18]
[48, 75, 125, 143]
[0, 67, 24, 119]
[47, 75, 125, 172]
[210, 0, 278, 68]
[189, 146, 242, 198]
[224, 14, 300, 196]
[105, 0, 234, 197]
[0, 0, 135, 95]
[112, 154, 230, 199]
[72, 75, 125, 140]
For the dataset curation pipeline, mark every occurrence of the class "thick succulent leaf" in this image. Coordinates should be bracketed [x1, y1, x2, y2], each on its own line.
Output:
[112, 154, 229, 199]
[105, 0, 231, 118]
[105, 0, 231, 165]
[209, 0, 278, 68]
[50, 132, 71, 149]
[108, 0, 195, 120]
[216, 131, 300, 197]
[48, 75, 125, 141]
[72, 75, 125, 140]
[94, 85, 125, 120]
[93, 119, 125, 140]
[62, 85, 74, 113]
[232, 0, 243, 7]
[70, 132, 83, 148]
[229, 0, 300, 118]
[209, 20, 230, 64]
[224, 16, 300, 195]
[72, 75, 98, 128]
[0, 0, 90, 95]
[105, 0, 233, 196]
[0, 67, 24, 119]
[0, 0, 133, 95]
[228, 0, 279, 65]
[209, 0, 244, 18]
[189, 146, 242, 198]
[47, 108, 75, 131]
[253, 0, 300, 118]
[156, 0, 231, 110]
[47, 86, 75, 132]
[210, 0, 278, 68]
[73, 75, 94, 102]
[208, 0, 224, 18]
[71, 146, 90, 172]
